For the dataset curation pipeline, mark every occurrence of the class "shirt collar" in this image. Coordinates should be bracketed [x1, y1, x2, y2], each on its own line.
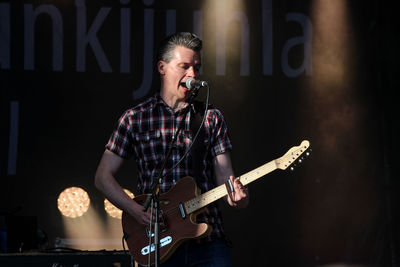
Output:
[153, 93, 192, 114]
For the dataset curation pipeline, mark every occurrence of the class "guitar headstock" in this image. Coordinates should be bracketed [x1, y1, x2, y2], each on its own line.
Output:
[275, 140, 311, 171]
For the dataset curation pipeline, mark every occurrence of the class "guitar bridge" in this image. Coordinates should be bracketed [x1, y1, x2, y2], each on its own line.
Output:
[141, 236, 172, 256]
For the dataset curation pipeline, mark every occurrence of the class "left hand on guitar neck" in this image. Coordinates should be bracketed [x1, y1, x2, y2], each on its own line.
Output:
[226, 175, 249, 209]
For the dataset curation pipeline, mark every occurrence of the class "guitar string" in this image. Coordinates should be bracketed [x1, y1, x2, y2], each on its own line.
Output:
[159, 144, 306, 212]
[158, 164, 273, 216]
[151, 145, 309, 216]
[159, 186, 227, 216]
[158, 171, 259, 216]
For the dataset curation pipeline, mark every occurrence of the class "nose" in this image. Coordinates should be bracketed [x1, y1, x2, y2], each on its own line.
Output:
[186, 66, 196, 78]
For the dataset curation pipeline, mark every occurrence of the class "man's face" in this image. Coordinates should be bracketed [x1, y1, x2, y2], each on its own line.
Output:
[158, 45, 201, 103]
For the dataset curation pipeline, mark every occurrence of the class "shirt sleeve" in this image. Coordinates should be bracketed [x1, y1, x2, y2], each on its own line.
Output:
[105, 110, 134, 159]
[209, 108, 232, 157]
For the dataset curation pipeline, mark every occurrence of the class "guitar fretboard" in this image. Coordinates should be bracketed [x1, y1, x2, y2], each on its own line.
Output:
[184, 160, 277, 214]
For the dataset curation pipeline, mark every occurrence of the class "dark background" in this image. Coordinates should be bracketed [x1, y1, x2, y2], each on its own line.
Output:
[1, 0, 399, 266]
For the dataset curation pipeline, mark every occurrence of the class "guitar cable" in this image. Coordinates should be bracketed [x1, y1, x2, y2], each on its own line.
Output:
[160, 84, 210, 180]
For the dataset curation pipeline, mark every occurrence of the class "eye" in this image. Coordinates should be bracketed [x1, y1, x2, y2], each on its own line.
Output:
[178, 63, 189, 70]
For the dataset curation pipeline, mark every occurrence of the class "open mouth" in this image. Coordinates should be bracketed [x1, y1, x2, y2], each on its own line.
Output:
[180, 82, 191, 91]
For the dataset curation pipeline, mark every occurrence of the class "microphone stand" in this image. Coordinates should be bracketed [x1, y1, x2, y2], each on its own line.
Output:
[142, 87, 201, 267]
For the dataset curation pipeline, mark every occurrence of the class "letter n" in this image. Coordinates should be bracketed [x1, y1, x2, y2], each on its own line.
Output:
[24, 4, 63, 71]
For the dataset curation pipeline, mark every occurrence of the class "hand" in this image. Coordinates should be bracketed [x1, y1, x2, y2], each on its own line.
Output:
[129, 201, 155, 226]
[226, 175, 249, 208]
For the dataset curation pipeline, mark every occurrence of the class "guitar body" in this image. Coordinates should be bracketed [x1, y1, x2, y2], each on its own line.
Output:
[121, 176, 212, 266]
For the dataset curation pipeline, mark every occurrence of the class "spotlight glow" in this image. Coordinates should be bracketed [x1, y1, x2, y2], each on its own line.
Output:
[104, 189, 134, 219]
[57, 187, 90, 218]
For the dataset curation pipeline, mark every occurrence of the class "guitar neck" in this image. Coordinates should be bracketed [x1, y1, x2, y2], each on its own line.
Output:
[184, 160, 277, 214]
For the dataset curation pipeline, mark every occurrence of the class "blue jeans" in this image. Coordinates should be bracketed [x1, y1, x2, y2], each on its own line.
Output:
[138, 239, 233, 267]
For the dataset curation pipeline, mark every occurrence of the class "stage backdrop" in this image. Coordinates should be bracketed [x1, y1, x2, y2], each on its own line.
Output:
[1, 0, 398, 266]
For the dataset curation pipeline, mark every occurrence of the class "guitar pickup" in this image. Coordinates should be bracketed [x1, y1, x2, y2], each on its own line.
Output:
[179, 203, 186, 219]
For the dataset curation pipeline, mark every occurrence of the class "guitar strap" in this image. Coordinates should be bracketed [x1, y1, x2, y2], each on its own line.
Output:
[190, 101, 206, 189]
[189, 102, 235, 199]
[190, 101, 234, 248]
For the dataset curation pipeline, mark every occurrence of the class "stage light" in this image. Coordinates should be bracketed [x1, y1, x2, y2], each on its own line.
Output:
[104, 189, 134, 219]
[57, 187, 90, 218]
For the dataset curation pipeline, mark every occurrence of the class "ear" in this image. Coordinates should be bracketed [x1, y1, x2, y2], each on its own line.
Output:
[157, 61, 166, 75]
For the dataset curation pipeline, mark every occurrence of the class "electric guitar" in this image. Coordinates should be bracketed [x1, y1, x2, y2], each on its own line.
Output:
[122, 140, 311, 265]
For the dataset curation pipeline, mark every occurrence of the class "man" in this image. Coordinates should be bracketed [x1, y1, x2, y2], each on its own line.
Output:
[95, 32, 248, 266]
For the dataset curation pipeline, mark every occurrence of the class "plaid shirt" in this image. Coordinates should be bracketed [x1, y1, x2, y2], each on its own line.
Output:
[106, 94, 232, 241]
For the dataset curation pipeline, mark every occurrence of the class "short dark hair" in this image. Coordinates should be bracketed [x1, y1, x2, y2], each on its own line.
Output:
[156, 32, 202, 63]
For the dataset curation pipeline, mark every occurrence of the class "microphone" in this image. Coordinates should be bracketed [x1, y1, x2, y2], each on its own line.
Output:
[185, 78, 208, 90]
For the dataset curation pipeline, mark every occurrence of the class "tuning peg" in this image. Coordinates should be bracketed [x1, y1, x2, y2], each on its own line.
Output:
[290, 166, 295, 171]
[298, 159, 302, 163]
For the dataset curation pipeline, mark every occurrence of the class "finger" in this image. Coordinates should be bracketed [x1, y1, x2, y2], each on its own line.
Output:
[236, 184, 248, 197]
[233, 179, 245, 191]
[234, 177, 244, 186]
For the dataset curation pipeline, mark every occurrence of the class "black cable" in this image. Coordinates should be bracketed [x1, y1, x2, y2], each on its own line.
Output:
[161, 84, 210, 179]
[122, 235, 126, 252]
